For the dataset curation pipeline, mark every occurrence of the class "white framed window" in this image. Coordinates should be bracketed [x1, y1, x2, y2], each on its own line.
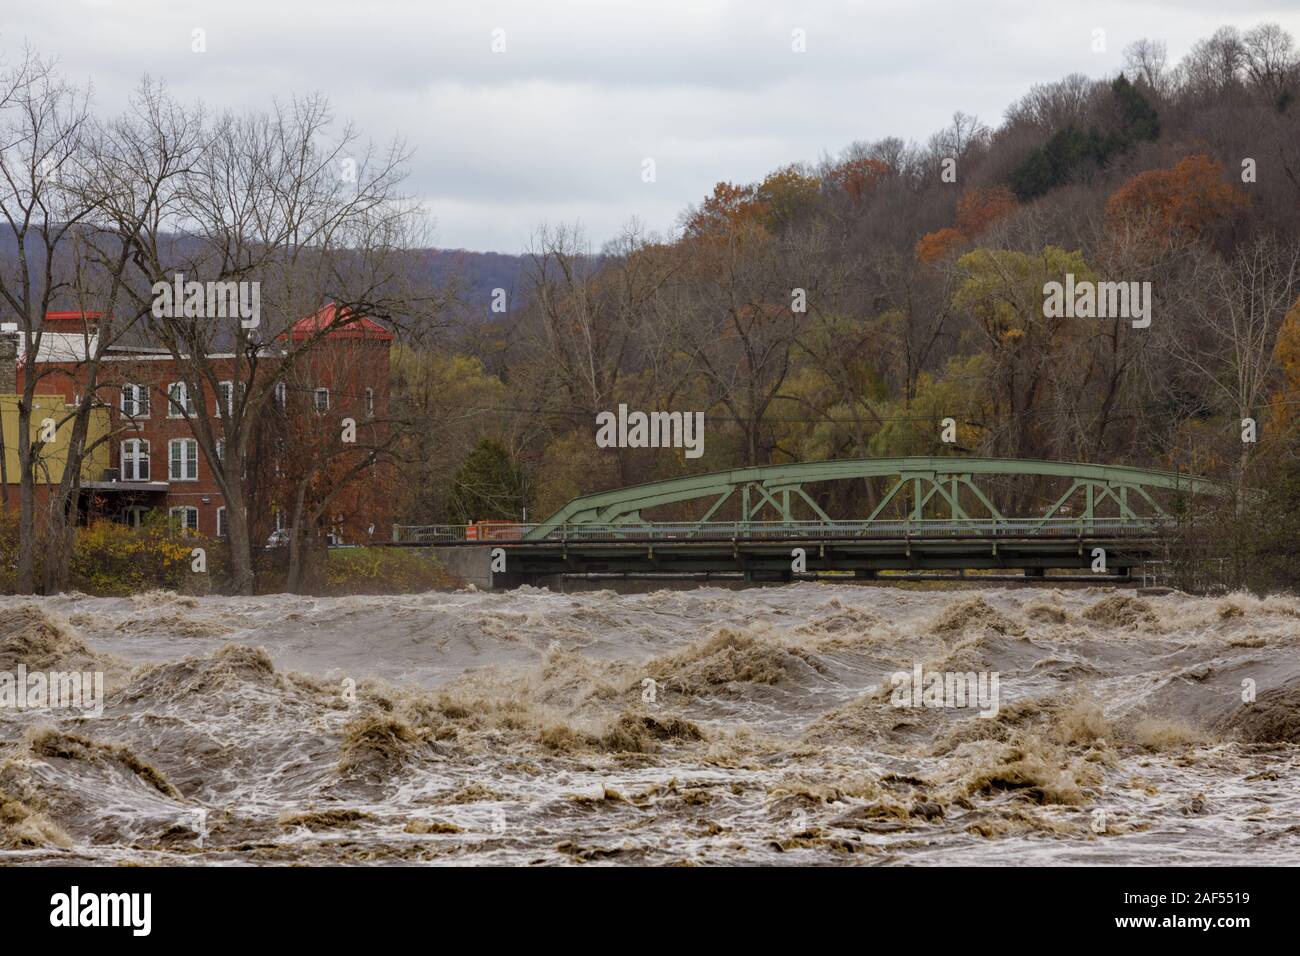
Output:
[169, 506, 199, 534]
[121, 438, 150, 481]
[313, 387, 330, 413]
[216, 506, 227, 539]
[365, 387, 374, 418]
[216, 381, 233, 417]
[120, 383, 150, 418]
[274, 381, 287, 408]
[215, 439, 225, 463]
[169, 438, 198, 481]
[167, 381, 194, 418]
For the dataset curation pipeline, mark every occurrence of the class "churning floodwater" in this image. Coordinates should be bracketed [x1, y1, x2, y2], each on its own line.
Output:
[2, 583, 1299, 865]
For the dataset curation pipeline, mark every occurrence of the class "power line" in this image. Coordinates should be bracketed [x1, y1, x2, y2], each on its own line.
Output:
[386, 396, 1300, 426]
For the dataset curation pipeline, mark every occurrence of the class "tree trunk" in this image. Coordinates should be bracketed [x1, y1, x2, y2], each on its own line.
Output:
[17, 416, 36, 594]
[1236, 413, 1252, 515]
[285, 528, 304, 594]
[42, 406, 95, 594]
[42, 513, 76, 594]
[285, 483, 311, 594]
[222, 483, 256, 595]
[0, 418, 8, 509]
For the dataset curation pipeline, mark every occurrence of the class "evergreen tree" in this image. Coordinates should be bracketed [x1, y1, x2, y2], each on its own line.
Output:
[447, 439, 525, 523]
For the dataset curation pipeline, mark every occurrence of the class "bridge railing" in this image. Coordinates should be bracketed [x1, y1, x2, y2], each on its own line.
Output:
[393, 516, 1168, 545]
[391, 523, 531, 544]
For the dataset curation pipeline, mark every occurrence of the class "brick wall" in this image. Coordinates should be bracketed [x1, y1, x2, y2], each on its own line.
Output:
[0, 332, 16, 393]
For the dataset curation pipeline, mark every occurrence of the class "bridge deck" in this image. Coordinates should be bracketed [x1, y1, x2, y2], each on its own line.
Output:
[397, 520, 1167, 583]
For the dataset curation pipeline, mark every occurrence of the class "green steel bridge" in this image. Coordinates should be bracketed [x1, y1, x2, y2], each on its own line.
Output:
[395, 456, 1230, 585]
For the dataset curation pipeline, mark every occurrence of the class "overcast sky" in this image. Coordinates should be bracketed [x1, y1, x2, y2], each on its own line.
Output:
[5, 1, 1299, 253]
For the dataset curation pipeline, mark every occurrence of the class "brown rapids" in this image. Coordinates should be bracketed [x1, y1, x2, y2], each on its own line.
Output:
[2, 584, 1299, 865]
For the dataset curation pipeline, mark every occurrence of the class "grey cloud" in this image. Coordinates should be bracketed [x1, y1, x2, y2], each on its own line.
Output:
[6, 0, 1298, 251]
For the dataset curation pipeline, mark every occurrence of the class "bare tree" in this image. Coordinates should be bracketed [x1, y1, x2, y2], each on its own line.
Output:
[113, 91, 422, 594]
[519, 223, 681, 484]
[29, 81, 207, 593]
[927, 111, 989, 164]
[1242, 23, 1298, 98]
[1178, 26, 1247, 96]
[671, 228, 803, 466]
[1123, 39, 1170, 95]
[1169, 236, 1300, 496]
[1004, 74, 1099, 132]
[523, 224, 624, 414]
[0, 48, 97, 592]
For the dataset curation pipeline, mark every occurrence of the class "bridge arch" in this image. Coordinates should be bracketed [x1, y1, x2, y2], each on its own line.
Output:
[525, 456, 1228, 540]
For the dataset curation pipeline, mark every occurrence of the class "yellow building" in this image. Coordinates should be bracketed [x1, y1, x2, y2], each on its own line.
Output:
[1, 395, 110, 487]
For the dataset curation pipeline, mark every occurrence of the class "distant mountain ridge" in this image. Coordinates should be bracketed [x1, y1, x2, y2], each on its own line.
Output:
[424, 248, 530, 319]
[0, 227, 530, 324]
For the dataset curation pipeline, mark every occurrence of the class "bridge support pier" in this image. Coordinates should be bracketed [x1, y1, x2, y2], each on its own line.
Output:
[429, 545, 526, 590]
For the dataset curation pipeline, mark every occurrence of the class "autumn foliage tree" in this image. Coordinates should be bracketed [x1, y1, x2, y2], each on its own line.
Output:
[955, 185, 1019, 235]
[684, 166, 822, 239]
[754, 166, 821, 233]
[1266, 294, 1300, 430]
[914, 227, 965, 264]
[1105, 154, 1247, 240]
[915, 186, 1018, 263]
[823, 157, 891, 202]
[683, 182, 768, 239]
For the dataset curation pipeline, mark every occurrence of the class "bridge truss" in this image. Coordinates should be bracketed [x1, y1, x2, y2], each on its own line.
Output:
[523, 456, 1225, 540]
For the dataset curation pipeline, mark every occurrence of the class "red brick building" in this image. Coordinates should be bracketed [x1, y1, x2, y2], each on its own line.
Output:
[7, 305, 393, 545]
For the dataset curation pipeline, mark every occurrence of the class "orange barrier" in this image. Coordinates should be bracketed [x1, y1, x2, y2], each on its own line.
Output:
[473, 520, 524, 541]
